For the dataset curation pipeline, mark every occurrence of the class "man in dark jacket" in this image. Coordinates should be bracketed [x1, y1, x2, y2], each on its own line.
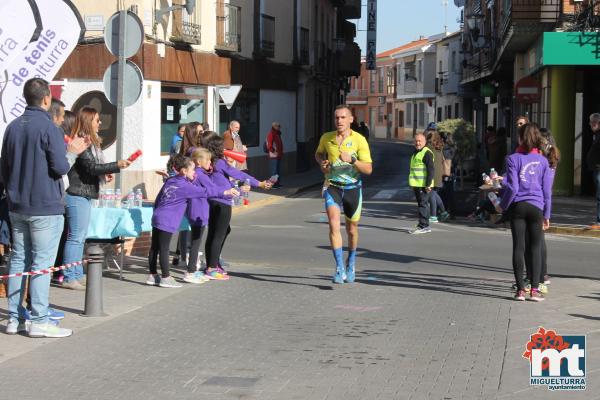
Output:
[587, 113, 600, 228]
[1, 78, 82, 338]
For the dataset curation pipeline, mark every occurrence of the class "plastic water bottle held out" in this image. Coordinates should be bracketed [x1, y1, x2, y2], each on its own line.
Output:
[489, 168, 498, 180]
[482, 173, 492, 186]
[243, 179, 250, 206]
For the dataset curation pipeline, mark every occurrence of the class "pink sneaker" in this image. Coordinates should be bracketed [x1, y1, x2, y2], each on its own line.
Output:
[205, 268, 229, 281]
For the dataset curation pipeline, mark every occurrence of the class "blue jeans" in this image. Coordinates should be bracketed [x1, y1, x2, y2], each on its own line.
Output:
[8, 212, 63, 324]
[429, 189, 446, 217]
[595, 170, 600, 223]
[269, 158, 281, 184]
[62, 193, 91, 282]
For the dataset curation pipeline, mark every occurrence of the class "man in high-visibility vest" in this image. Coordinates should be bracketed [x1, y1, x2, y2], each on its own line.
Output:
[409, 132, 435, 234]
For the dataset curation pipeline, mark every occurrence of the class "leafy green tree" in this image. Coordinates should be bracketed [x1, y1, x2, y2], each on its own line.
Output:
[437, 119, 476, 189]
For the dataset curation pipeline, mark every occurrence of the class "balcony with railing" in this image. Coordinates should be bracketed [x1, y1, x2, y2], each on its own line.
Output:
[260, 14, 275, 58]
[216, 2, 241, 52]
[171, 17, 201, 45]
[500, 0, 561, 45]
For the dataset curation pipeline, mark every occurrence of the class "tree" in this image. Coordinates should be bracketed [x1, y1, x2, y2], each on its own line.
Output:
[437, 118, 476, 189]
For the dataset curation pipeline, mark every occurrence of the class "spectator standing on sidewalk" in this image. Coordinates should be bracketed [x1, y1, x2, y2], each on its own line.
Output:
[426, 128, 450, 223]
[586, 113, 600, 229]
[170, 124, 186, 156]
[223, 120, 248, 171]
[1, 78, 85, 337]
[497, 123, 553, 302]
[409, 132, 435, 234]
[62, 107, 131, 290]
[315, 105, 372, 284]
[358, 121, 370, 142]
[266, 122, 284, 188]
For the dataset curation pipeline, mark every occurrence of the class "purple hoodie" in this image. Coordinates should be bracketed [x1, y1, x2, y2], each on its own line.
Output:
[152, 175, 221, 233]
[186, 167, 231, 227]
[499, 151, 553, 219]
[209, 158, 260, 206]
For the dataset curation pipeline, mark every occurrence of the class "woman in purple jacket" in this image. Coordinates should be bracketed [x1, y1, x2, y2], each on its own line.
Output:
[148, 154, 238, 288]
[497, 123, 553, 302]
[201, 133, 272, 280]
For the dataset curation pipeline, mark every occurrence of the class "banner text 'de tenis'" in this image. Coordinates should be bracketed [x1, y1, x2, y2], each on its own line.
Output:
[0, 0, 84, 143]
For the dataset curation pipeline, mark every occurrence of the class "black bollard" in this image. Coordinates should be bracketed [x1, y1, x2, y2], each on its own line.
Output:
[82, 245, 107, 317]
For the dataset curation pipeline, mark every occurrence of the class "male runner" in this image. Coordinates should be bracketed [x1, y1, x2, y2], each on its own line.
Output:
[315, 105, 372, 284]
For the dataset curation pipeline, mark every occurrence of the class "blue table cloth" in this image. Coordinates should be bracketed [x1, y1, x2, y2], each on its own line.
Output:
[87, 207, 190, 239]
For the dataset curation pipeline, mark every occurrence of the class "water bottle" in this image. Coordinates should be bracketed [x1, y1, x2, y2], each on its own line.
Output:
[135, 188, 143, 208]
[489, 168, 498, 180]
[232, 180, 241, 206]
[482, 173, 492, 186]
[243, 178, 250, 206]
[106, 189, 114, 208]
[98, 189, 104, 208]
[115, 189, 122, 208]
[126, 190, 135, 209]
[268, 174, 279, 184]
[488, 191, 500, 207]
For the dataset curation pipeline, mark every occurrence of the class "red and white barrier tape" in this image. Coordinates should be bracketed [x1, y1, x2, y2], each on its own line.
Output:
[0, 260, 84, 280]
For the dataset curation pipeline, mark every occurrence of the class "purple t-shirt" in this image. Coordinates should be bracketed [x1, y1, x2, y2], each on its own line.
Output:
[499, 151, 554, 219]
[186, 167, 230, 227]
[209, 158, 260, 206]
[152, 175, 220, 233]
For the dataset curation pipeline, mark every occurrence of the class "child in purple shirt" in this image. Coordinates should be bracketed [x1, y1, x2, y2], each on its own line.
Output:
[148, 154, 238, 288]
[184, 148, 233, 283]
[201, 133, 272, 280]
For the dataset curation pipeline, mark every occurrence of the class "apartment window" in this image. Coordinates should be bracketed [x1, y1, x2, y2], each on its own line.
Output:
[160, 85, 207, 154]
[437, 107, 442, 122]
[378, 106, 384, 124]
[299, 27, 309, 64]
[451, 51, 456, 73]
[406, 104, 412, 126]
[260, 14, 275, 57]
[455, 103, 460, 118]
[386, 67, 395, 95]
[378, 67, 384, 93]
[216, 2, 241, 51]
[445, 105, 451, 119]
[370, 71, 376, 93]
[417, 60, 423, 82]
[398, 110, 404, 127]
[418, 102, 425, 128]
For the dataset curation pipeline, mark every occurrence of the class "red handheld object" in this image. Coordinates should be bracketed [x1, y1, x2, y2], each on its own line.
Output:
[128, 149, 142, 162]
[223, 149, 246, 164]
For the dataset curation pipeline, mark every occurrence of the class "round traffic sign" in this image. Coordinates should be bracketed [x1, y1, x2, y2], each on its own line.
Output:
[104, 10, 144, 58]
[103, 60, 143, 107]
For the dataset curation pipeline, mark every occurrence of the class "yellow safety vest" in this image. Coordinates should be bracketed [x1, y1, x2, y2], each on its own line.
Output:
[409, 147, 434, 187]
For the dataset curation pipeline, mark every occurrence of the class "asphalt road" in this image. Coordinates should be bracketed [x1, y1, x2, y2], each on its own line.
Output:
[1, 140, 599, 399]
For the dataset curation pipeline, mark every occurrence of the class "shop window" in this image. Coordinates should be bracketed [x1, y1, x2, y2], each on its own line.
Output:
[160, 85, 207, 155]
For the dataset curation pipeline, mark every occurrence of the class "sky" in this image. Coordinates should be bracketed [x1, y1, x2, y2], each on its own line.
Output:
[350, 0, 463, 55]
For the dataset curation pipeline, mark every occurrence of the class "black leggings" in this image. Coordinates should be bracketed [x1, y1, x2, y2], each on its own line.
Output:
[187, 225, 206, 273]
[205, 202, 232, 269]
[510, 202, 543, 291]
[149, 227, 173, 278]
[525, 231, 548, 283]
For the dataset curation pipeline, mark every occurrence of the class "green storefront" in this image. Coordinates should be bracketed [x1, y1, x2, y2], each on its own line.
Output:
[520, 32, 600, 195]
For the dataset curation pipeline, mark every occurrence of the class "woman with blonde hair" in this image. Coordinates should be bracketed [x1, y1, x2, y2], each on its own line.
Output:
[61, 107, 131, 289]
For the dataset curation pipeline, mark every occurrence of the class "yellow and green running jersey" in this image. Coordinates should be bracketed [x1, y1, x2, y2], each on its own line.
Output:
[316, 130, 372, 186]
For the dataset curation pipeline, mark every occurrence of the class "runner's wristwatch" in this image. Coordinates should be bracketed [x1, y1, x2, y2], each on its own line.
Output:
[350, 155, 357, 164]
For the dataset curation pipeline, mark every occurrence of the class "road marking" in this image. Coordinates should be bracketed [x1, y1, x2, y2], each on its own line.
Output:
[249, 224, 306, 229]
[372, 189, 397, 199]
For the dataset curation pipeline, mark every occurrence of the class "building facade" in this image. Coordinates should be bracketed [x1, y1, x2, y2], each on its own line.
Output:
[460, 0, 600, 195]
[53, 0, 360, 198]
